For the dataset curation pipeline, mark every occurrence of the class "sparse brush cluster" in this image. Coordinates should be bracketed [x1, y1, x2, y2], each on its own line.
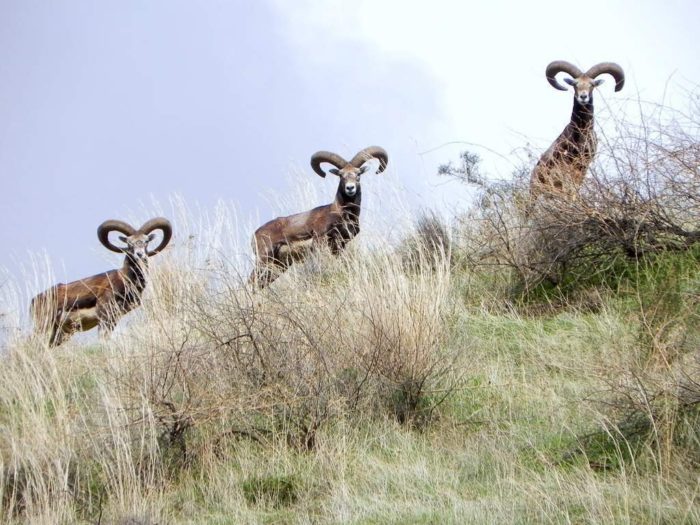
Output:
[451, 101, 700, 298]
[121, 250, 457, 457]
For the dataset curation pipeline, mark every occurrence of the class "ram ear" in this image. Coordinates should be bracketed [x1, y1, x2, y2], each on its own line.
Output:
[329, 168, 340, 176]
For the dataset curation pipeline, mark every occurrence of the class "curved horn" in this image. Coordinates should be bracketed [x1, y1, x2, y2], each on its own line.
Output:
[97, 220, 136, 253]
[545, 61, 583, 91]
[349, 146, 389, 173]
[310, 151, 349, 178]
[585, 62, 625, 92]
[138, 217, 172, 256]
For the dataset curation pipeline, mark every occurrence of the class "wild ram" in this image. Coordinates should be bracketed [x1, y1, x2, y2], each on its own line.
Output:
[250, 146, 389, 286]
[530, 60, 625, 200]
[31, 217, 172, 347]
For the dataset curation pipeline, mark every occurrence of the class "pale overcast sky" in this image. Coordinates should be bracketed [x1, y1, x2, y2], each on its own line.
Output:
[1, 0, 698, 290]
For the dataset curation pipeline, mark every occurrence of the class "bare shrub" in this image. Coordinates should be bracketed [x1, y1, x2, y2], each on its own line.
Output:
[186, 276, 354, 451]
[438, 150, 483, 185]
[567, 347, 700, 474]
[398, 210, 452, 273]
[450, 174, 532, 297]
[351, 251, 458, 426]
[450, 101, 700, 298]
[109, 245, 461, 462]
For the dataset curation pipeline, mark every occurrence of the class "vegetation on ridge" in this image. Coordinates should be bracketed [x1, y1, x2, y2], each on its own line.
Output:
[0, 100, 699, 524]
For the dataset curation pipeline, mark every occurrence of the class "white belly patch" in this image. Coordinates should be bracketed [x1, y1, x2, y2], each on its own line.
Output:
[65, 306, 99, 329]
[279, 238, 314, 261]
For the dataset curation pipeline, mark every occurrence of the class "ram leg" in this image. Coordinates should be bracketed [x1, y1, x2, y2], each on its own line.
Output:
[250, 253, 290, 288]
[48, 324, 70, 348]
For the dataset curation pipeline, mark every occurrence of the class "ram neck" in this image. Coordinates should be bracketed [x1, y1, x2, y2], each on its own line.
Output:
[335, 188, 362, 219]
[571, 98, 594, 134]
[122, 257, 148, 292]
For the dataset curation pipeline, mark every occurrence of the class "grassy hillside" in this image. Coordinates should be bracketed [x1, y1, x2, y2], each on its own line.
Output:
[1, 105, 699, 524]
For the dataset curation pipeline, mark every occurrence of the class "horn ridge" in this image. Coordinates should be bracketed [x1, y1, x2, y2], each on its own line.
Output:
[139, 217, 172, 256]
[545, 60, 583, 91]
[97, 220, 136, 253]
[310, 151, 349, 178]
[349, 146, 389, 173]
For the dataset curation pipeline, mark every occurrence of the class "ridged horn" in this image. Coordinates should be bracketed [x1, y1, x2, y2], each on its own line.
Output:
[585, 62, 625, 92]
[310, 151, 349, 178]
[545, 61, 583, 91]
[349, 146, 389, 173]
[97, 220, 136, 253]
[138, 217, 172, 256]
